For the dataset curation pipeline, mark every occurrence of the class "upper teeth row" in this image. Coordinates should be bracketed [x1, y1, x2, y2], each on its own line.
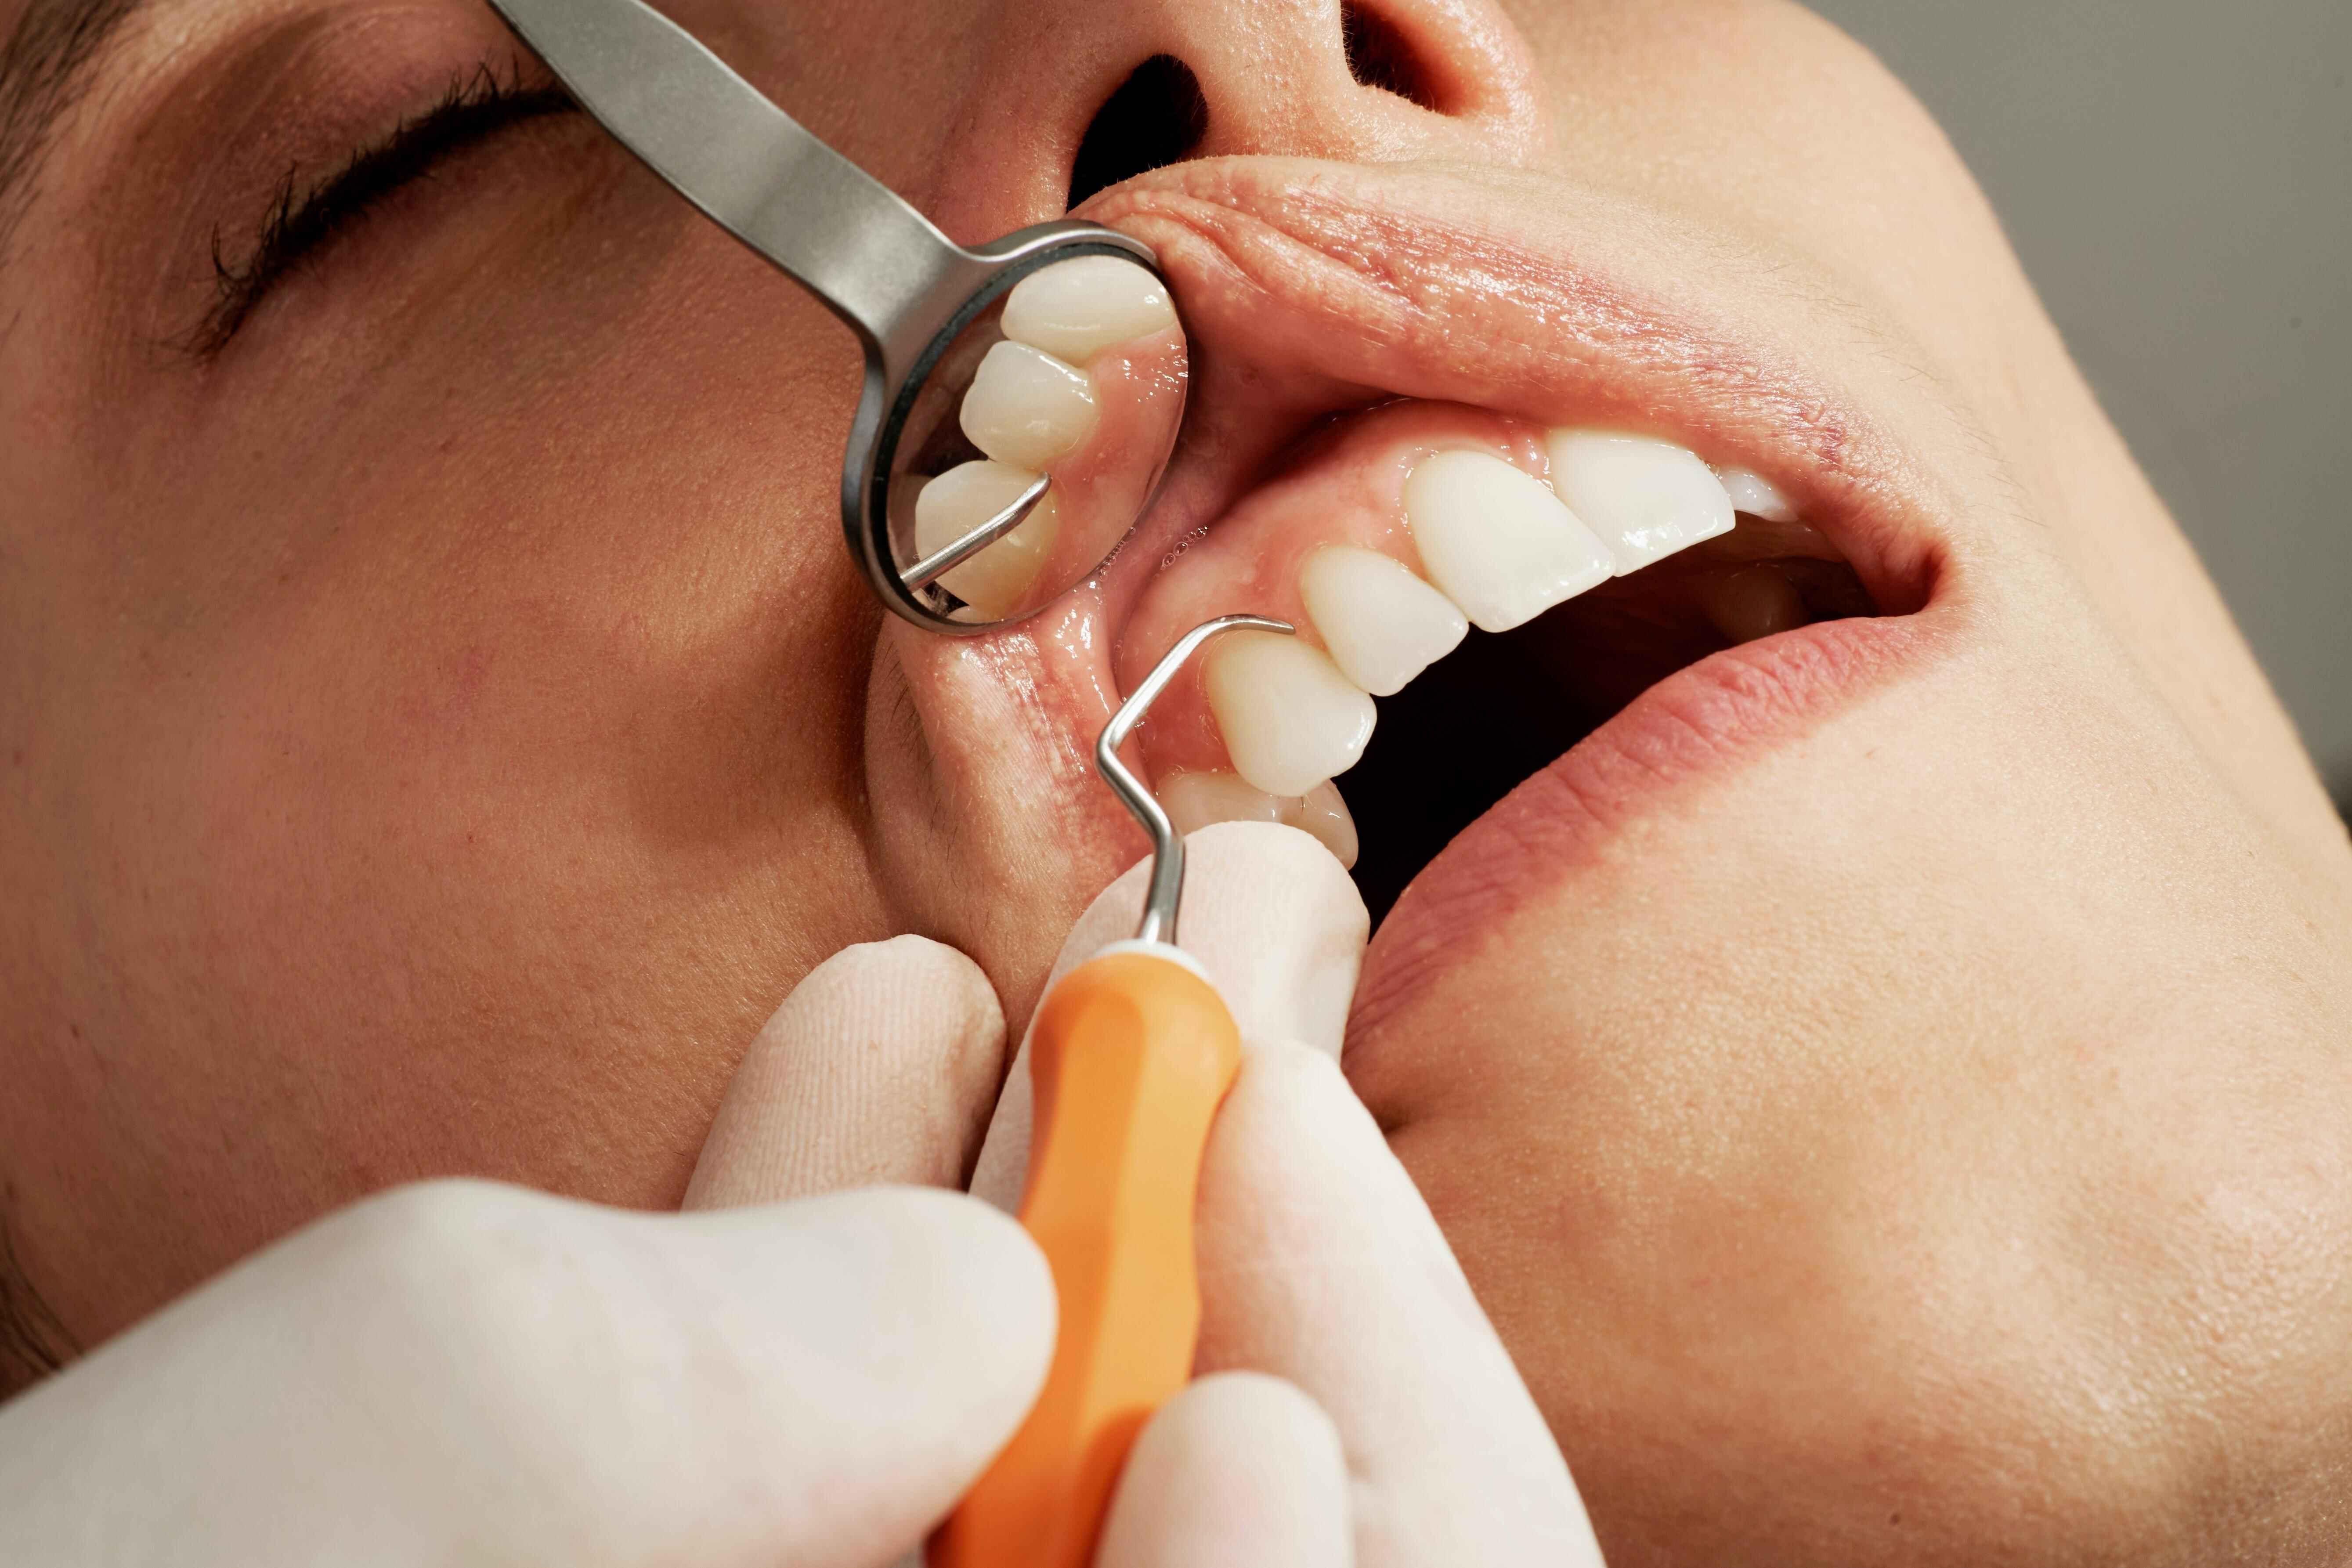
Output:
[1185, 437, 1795, 858]
[912, 257, 1177, 617]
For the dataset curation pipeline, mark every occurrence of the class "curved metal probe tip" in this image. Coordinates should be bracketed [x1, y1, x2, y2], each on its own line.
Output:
[1097, 614, 1295, 948]
[902, 473, 1051, 592]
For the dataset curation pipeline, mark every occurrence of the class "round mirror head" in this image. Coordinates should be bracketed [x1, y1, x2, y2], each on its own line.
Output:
[865, 244, 1189, 630]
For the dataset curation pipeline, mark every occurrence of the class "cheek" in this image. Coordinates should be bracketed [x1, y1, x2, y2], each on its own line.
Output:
[38, 395, 891, 1336]
[205, 491, 880, 1065]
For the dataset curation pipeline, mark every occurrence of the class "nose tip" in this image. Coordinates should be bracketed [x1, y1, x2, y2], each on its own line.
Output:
[1065, 0, 1546, 207]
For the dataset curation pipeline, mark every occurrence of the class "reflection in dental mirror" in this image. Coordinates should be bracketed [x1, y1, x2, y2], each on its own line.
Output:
[889, 256, 1187, 625]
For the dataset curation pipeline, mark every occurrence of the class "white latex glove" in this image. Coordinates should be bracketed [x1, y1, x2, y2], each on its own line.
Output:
[0, 821, 1601, 1565]
[0, 945, 1051, 1567]
[970, 821, 1607, 1566]
[663, 819, 1601, 1563]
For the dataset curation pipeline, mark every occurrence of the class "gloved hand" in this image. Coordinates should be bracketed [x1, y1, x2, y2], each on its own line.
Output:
[974, 820, 1606, 1564]
[0, 933, 1045, 1564]
[780, 823, 1608, 1568]
[0, 822, 1602, 1566]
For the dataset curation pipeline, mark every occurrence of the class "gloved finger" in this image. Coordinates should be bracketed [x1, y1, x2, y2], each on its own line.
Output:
[0, 1181, 1052, 1568]
[687, 935, 1006, 1208]
[968, 820, 1366, 1209]
[1196, 1041, 1606, 1567]
[1094, 1373, 1351, 1568]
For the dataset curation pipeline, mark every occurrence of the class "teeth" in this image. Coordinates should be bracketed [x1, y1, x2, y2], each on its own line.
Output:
[1161, 769, 1287, 831]
[1297, 544, 1468, 697]
[1174, 439, 1801, 872]
[1001, 256, 1178, 365]
[1160, 771, 1359, 870]
[1543, 430, 1735, 575]
[1202, 632, 1377, 798]
[958, 341, 1099, 471]
[1697, 563, 1808, 645]
[1713, 465, 1798, 523]
[1401, 450, 1615, 633]
[1286, 781, 1360, 870]
[913, 461, 1062, 620]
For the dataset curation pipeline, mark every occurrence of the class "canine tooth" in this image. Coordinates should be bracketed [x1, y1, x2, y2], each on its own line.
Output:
[1545, 430, 1735, 574]
[1698, 564, 1808, 645]
[1297, 545, 1468, 697]
[959, 341, 1099, 470]
[913, 461, 1062, 619]
[1002, 256, 1178, 365]
[1203, 632, 1377, 798]
[1713, 466, 1798, 523]
[1402, 450, 1615, 633]
[1286, 781, 1359, 870]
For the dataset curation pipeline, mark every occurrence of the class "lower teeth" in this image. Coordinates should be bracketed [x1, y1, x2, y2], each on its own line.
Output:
[1159, 771, 1361, 870]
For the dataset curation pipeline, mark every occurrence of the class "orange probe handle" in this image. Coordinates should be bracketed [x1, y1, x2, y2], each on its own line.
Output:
[931, 947, 1241, 1568]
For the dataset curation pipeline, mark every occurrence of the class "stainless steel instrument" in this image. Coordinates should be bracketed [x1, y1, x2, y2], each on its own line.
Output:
[486, 0, 1188, 632]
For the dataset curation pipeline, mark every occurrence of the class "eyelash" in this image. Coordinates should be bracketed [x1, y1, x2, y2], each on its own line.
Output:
[192, 61, 575, 357]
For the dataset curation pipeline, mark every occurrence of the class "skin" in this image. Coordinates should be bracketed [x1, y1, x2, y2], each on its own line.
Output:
[2, 0, 2347, 1561]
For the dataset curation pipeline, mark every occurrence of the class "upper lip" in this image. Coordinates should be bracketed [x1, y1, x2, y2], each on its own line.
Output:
[1060, 153, 1962, 1031]
[1080, 153, 1949, 629]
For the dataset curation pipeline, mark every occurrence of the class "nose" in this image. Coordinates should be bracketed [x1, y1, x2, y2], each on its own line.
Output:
[1057, 0, 1548, 204]
[841, 0, 1547, 236]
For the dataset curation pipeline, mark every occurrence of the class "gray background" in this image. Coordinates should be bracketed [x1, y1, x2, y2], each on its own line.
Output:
[1806, 0, 2351, 815]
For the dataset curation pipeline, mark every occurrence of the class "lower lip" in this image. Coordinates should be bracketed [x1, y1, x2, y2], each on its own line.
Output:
[1344, 611, 1940, 1045]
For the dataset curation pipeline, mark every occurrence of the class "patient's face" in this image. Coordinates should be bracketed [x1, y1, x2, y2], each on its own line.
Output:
[5, 0, 2350, 1556]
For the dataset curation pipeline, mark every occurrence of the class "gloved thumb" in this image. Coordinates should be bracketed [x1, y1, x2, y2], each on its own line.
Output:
[968, 820, 1368, 1210]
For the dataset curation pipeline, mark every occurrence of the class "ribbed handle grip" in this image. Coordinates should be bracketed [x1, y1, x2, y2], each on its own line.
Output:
[930, 949, 1241, 1568]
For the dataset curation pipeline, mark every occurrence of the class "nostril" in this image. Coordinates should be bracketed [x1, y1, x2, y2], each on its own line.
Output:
[1067, 55, 1210, 210]
[1341, 3, 1446, 113]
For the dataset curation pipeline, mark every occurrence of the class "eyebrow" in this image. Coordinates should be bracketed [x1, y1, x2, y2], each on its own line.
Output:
[0, 0, 147, 261]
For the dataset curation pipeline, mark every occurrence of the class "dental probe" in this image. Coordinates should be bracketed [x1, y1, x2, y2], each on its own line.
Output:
[933, 614, 1293, 1568]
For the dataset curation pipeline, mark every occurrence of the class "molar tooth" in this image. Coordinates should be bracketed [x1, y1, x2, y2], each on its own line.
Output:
[1713, 465, 1798, 523]
[1203, 632, 1377, 798]
[1001, 256, 1178, 365]
[1545, 430, 1735, 574]
[1298, 544, 1468, 697]
[913, 461, 1062, 619]
[1402, 450, 1615, 633]
[959, 341, 1099, 470]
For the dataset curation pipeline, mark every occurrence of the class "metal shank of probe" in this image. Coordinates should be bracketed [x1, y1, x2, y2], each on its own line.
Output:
[1094, 614, 1295, 948]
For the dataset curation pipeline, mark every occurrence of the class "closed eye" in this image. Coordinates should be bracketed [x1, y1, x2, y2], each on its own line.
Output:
[191, 61, 578, 358]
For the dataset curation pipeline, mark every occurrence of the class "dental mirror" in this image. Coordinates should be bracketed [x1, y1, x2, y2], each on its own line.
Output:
[486, 0, 1188, 633]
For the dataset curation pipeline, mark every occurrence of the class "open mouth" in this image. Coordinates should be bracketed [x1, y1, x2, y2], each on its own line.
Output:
[897, 151, 1958, 1016]
[1096, 394, 1882, 931]
[1339, 493, 1872, 925]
